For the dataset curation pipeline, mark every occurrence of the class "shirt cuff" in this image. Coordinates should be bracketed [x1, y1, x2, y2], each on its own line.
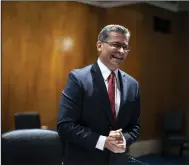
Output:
[95, 135, 107, 151]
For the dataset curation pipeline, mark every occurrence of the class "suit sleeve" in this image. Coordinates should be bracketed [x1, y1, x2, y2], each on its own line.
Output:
[57, 70, 100, 151]
[123, 84, 140, 147]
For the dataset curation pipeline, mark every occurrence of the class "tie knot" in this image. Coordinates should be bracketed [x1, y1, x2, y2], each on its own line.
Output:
[108, 72, 115, 81]
[111, 71, 115, 76]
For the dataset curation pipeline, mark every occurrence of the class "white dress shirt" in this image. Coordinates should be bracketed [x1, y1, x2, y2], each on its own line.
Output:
[95, 58, 126, 151]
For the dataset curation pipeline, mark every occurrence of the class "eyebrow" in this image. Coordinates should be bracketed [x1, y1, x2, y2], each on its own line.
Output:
[110, 41, 128, 45]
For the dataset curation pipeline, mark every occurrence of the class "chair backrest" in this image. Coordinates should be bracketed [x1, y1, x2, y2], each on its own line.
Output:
[2, 129, 62, 165]
[14, 112, 41, 129]
[163, 110, 185, 133]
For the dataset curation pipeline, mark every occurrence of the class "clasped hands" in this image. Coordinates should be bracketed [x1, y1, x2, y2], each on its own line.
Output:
[104, 129, 126, 153]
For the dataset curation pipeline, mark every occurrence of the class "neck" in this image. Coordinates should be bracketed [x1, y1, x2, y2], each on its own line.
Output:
[98, 57, 117, 71]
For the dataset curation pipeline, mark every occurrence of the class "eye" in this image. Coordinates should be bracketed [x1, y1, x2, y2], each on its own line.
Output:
[112, 43, 121, 48]
[123, 45, 129, 50]
[112, 43, 129, 50]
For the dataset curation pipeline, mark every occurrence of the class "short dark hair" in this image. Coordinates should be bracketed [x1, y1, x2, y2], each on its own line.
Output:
[98, 24, 130, 42]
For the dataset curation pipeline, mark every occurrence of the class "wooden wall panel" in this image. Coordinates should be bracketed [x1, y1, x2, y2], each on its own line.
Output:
[138, 5, 189, 139]
[2, 2, 188, 141]
[105, 6, 140, 81]
[2, 1, 104, 131]
[138, 4, 179, 140]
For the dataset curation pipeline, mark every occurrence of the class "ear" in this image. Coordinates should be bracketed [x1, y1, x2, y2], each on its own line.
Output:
[96, 41, 102, 52]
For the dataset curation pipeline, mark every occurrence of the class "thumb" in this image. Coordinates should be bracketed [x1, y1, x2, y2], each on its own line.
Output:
[116, 129, 122, 132]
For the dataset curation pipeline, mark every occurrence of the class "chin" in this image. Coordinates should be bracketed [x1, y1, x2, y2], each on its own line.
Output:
[113, 62, 121, 68]
[111, 65, 120, 71]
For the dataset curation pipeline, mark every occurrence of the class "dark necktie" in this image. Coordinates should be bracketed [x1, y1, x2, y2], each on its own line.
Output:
[108, 72, 116, 120]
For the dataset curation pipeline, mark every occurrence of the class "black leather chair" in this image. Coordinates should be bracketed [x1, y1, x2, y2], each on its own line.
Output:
[162, 110, 188, 156]
[14, 112, 41, 129]
[2, 129, 62, 165]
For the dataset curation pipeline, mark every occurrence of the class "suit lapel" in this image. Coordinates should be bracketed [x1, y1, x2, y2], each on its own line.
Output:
[91, 63, 116, 127]
[117, 70, 128, 119]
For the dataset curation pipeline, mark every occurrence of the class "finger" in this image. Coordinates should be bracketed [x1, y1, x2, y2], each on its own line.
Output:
[110, 134, 122, 140]
[109, 129, 121, 134]
[115, 129, 122, 133]
[117, 140, 124, 144]
[109, 132, 118, 137]
[107, 136, 116, 141]
[109, 140, 120, 145]
[115, 143, 125, 148]
[109, 130, 116, 135]
[109, 132, 122, 138]
[116, 129, 124, 138]
[115, 143, 124, 147]
[107, 143, 121, 153]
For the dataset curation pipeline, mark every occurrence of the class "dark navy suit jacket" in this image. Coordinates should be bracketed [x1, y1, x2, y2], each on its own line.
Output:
[57, 62, 140, 165]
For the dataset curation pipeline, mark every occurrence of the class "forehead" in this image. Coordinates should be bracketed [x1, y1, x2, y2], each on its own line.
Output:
[107, 31, 129, 44]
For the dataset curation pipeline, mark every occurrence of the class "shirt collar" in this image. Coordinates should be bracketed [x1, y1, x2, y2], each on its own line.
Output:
[97, 58, 119, 81]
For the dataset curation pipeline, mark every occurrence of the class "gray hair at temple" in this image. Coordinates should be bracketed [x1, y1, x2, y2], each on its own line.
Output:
[98, 24, 131, 42]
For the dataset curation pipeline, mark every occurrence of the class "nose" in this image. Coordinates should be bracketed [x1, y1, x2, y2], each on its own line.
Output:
[118, 47, 124, 54]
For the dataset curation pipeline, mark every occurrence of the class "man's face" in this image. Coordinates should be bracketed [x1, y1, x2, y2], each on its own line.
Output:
[97, 31, 130, 71]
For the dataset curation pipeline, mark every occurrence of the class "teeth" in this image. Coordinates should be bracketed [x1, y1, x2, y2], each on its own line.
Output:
[115, 57, 121, 60]
[112, 55, 123, 60]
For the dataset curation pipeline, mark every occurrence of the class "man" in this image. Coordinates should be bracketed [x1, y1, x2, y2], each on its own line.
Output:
[57, 24, 140, 165]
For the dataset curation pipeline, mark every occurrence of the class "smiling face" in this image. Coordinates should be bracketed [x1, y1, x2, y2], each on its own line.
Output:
[97, 31, 130, 71]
